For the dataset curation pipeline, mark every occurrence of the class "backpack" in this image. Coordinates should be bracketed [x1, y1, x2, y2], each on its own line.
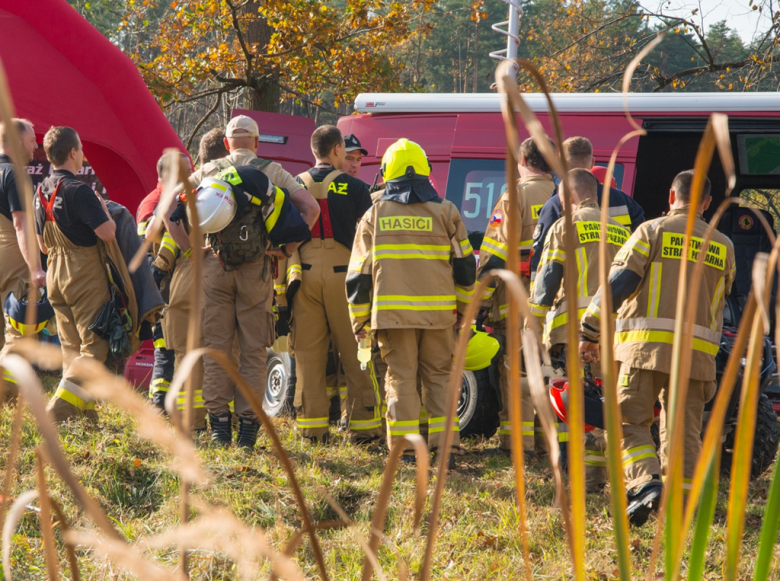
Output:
[208, 157, 273, 269]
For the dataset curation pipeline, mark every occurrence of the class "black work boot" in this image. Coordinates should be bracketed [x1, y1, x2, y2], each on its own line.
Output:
[209, 412, 232, 446]
[626, 480, 663, 526]
[431, 448, 456, 471]
[237, 417, 260, 450]
[151, 389, 167, 413]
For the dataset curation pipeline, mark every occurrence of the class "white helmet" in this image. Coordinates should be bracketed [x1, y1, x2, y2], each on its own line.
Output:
[189, 177, 237, 233]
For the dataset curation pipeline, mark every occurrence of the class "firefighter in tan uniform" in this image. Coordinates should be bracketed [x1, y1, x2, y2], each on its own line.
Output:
[478, 136, 555, 455]
[137, 155, 184, 414]
[347, 139, 476, 467]
[160, 116, 317, 443]
[187, 164, 310, 448]
[33, 127, 117, 422]
[286, 126, 380, 444]
[580, 170, 735, 525]
[0, 119, 46, 398]
[527, 169, 629, 490]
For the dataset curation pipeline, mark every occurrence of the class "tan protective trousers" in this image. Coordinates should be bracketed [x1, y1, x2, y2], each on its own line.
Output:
[291, 239, 382, 440]
[377, 327, 458, 451]
[201, 253, 273, 418]
[43, 221, 109, 422]
[162, 254, 206, 430]
[618, 362, 716, 494]
[0, 214, 27, 399]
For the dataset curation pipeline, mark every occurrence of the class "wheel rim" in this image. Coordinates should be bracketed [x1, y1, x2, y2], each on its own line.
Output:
[458, 372, 476, 426]
[265, 360, 287, 408]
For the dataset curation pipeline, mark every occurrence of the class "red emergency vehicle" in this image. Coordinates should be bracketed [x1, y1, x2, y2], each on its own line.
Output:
[337, 92, 780, 228]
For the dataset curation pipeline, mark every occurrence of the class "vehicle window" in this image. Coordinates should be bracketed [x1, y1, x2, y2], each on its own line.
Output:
[738, 135, 780, 175]
[445, 159, 507, 233]
[446, 158, 626, 234]
[739, 189, 780, 232]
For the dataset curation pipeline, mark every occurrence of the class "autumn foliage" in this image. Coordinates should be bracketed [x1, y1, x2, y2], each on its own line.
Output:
[122, 0, 434, 115]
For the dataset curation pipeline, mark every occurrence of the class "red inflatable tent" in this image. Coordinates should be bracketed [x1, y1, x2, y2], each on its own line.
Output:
[0, 0, 186, 212]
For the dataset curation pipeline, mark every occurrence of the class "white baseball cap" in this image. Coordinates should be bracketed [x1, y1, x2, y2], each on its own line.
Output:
[226, 115, 259, 137]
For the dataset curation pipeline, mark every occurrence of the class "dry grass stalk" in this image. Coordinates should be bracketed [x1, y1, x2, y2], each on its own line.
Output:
[360, 433, 428, 581]
[64, 530, 184, 580]
[0, 354, 122, 542]
[0, 58, 41, 333]
[70, 357, 210, 485]
[594, 35, 666, 580]
[315, 488, 389, 581]
[2, 489, 40, 580]
[522, 332, 572, 537]
[511, 58, 590, 579]
[166, 347, 330, 578]
[35, 448, 60, 580]
[498, 57, 591, 577]
[0, 397, 24, 529]
[145, 500, 305, 581]
[48, 498, 81, 581]
[723, 254, 774, 580]
[495, 62, 534, 581]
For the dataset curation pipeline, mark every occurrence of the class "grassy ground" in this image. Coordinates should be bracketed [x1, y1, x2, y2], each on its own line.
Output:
[1, 373, 779, 580]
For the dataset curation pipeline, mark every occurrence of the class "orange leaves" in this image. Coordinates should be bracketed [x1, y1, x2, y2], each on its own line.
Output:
[121, 0, 430, 112]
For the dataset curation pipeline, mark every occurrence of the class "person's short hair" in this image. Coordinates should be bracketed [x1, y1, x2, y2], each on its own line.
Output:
[0, 118, 33, 147]
[563, 136, 593, 168]
[672, 170, 711, 203]
[156, 152, 191, 181]
[520, 136, 553, 173]
[568, 168, 598, 200]
[43, 126, 80, 166]
[311, 125, 344, 159]
[198, 128, 229, 165]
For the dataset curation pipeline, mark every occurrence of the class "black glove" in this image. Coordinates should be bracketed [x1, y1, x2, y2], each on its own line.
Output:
[151, 264, 168, 289]
[286, 280, 300, 309]
[476, 307, 490, 331]
[275, 307, 291, 337]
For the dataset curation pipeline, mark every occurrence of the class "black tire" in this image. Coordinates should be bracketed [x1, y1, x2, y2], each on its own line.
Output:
[721, 395, 780, 479]
[459, 369, 500, 439]
[264, 350, 296, 417]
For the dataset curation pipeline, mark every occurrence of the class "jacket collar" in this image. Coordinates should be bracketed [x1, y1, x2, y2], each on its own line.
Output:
[668, 206, 704, 220]
[381, 177, 440, 204]
[519, 173, 553, 185]
[577, 198, 598, 210]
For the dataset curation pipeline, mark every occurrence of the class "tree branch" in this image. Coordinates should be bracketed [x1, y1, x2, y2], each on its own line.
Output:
[186, 90, 224, 151]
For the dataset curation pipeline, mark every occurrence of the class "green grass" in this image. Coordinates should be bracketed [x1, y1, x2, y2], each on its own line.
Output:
[1, 373, 779, 580]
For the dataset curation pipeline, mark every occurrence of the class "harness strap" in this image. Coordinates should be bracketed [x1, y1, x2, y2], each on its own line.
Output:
[38, 182, 63, 223]
[298, 169, 343, 240]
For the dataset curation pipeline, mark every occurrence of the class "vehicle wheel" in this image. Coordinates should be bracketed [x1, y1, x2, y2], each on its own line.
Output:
[459, 369, 500, 439]
[721, 395, 780, 479]
[264, 350, 296, 417]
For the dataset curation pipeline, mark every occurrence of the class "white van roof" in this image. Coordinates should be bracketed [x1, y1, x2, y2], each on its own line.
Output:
[354, 92, 780, 114]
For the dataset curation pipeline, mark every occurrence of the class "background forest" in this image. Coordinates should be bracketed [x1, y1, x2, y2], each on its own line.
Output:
[67, 0, 779, 151]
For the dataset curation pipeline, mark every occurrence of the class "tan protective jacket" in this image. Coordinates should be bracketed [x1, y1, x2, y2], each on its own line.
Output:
[478, 173, 555, 325]
[347, 193, 476, 331]
[528, 199, 628, 349]
[581, 207, 736, 381]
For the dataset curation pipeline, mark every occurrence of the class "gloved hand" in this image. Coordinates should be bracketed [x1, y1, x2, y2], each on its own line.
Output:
[475, 307, 490, 331]
[275, 307, 291, 337]
[151, 264, 168, 289]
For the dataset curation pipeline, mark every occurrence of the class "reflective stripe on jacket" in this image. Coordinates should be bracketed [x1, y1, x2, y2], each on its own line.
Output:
[529, 199, 628, 349]
[581, 207, 736, 381]
[477, 173, 555, 326]
[346, 192, 476, 331]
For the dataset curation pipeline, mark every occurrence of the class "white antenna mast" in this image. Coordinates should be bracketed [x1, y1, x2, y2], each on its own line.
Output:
[489, 0, 523, 74]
